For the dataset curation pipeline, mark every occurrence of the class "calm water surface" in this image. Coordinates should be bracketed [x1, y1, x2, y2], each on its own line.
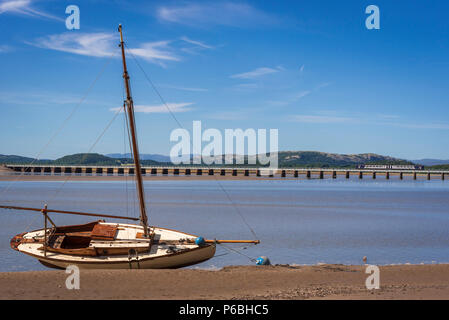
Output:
[1, 178, 449, 271]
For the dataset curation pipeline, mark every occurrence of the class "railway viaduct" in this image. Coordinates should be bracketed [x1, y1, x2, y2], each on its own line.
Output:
[4, 165, 448, 180]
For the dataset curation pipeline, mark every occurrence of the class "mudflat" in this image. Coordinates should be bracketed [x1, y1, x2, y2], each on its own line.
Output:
[1, 264, 448, 300]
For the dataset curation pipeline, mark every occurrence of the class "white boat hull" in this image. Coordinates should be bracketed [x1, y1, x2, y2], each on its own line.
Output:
[12, 222, 216, 269]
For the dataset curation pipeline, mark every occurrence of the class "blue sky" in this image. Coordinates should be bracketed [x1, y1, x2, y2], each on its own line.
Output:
[0, 0, 448, 160]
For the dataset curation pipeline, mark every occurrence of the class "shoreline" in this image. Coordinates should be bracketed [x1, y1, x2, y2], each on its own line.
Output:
[1, 264, 449, 299]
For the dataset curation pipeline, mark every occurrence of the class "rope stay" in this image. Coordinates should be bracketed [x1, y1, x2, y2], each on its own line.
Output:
[0, 54, 115, 197]
[123, 100, 139, 222]
[217, 242, 257, 263]
[125, 45, 259, 242]
[46, 108, 122, 203]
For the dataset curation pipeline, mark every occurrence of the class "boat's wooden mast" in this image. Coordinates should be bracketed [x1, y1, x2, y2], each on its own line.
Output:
[118, 24, 149, 236]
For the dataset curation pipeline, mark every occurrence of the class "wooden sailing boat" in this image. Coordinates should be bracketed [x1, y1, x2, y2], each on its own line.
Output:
[2, 25, 259, 269]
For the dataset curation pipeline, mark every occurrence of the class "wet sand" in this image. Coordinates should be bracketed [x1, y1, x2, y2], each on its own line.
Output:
[1, 264, 449, 300]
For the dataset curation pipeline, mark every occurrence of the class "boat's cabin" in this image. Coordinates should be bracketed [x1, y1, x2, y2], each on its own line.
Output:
[43, 221, 151, 257]
[47, 221, 118, 252]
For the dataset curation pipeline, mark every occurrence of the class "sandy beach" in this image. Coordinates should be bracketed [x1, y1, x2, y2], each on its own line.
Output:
[1, 264, 448, 300]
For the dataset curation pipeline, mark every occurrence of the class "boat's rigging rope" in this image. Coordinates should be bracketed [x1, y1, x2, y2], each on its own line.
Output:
[123, 86, 129, 220]
[217, 242, 256, 263]
[46, 108, 123, 204]
[1, 54, 115, 232]
[0, 54, 115, 198]
[125, 45, 183, 129]
[127, 84, 145, 223]
[122, 100, 139, 222]
[125, 44, 259, 242]
[212, 243, 253, 259]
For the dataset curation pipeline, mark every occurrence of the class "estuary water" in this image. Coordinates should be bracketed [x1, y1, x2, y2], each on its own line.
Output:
[1, 178, 449, 271]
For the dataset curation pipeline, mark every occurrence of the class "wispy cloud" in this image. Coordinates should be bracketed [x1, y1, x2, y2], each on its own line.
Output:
[207, 111, 249, 121]
[376, 114, 400, 120]
[29, 32, 215, 66]
[0, 91, 93, 106]
[290, 112, 449, 130]
[315, 82, 332, 90]
[29, 32, 181, 65]
[158, 84, 208, 92]
[0, 0, 63, 21]
[180, 36, 213, 49]
[230, 67, 282, 79]
[292, 114, 354, 124]
[179, 36, 215, 55]
[233, 83, 259, 91]
[269, 90, 311, 106]
[156, 2, 277, 28]
[380, 121, 449, 130]
[127, 41, 179, 65]
[0, 44, 13, 53]
[110, 103, 194, 114]
[294, 91, 311, 100]
[31, 33, 116, 58]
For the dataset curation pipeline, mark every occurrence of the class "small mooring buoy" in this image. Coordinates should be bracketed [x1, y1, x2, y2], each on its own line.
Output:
[195, 236, 206, 246]
[256, 256, 270, 266]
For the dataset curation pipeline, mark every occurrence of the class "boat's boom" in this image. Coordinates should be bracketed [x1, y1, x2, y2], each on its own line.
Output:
[204, 239, 260, 244]
[0, 205, 140, 221]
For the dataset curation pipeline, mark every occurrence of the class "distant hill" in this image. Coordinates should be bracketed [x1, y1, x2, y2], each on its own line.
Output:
[0, 153, 161, 166]
[0, 151, 416, 168]
[54, 153, 122, 166]
[426, 164, 449, 170]
[54, 153, 161, 166]
[278, 151, 412, 168]
[145, 151, 412, 168]
[106, 153, 171, 163]
[0, 155, 36, 164]
[0, 155, 51, 164]
[411, 159, 449, 166]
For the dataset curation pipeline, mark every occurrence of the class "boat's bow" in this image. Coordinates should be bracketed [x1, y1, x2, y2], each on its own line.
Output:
[10, 232, 26, 251]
